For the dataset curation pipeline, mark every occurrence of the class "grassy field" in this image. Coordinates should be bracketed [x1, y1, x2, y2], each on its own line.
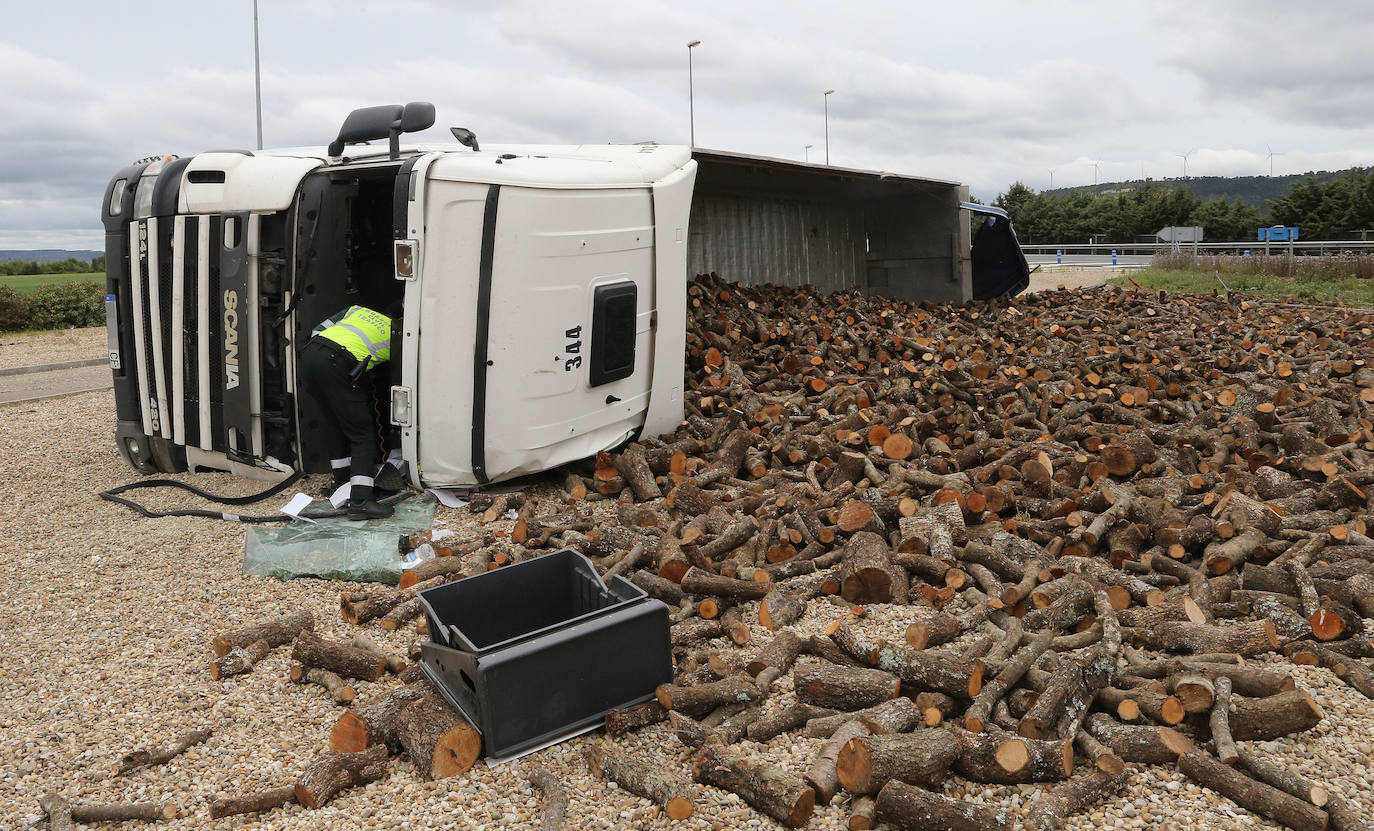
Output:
[1111, 268, 1374, 307]
[0, 272, 104, 293]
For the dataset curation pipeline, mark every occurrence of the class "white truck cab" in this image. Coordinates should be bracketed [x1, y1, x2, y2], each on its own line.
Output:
[101, 103, 1025, 485]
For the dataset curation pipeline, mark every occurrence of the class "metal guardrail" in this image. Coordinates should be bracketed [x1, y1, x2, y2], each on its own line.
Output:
[1020, 240, 1374, 256]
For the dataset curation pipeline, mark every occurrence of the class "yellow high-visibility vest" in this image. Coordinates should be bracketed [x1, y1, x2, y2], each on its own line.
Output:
[318, 305, 392, 364]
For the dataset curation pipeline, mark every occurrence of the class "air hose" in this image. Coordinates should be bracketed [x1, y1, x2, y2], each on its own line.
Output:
[98, 470, 409, 523]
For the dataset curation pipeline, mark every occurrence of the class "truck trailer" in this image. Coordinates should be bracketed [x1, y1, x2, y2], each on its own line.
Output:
[101, 102, 1028, 487]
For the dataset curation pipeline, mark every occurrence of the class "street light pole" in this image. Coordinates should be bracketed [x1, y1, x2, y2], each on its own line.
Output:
[823, 89, 835, 165]
[687, 40, 701, 148]
[253, 0, 263, 150]
[805, 144, 813, 163]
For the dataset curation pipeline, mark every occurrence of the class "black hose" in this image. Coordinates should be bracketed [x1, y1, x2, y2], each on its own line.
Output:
[98, 470, 408, 523]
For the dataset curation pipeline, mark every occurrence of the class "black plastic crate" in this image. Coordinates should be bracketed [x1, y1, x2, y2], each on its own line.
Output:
[418, 548, 671, 760]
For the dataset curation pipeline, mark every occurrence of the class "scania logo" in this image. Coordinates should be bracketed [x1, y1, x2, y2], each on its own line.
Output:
[223, 290, 240, 390]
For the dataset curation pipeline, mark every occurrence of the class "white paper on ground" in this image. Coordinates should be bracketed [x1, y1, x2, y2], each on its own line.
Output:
[329, 483, 352, 508]
[280, 492, 318, 523]
[426, 488, 470, 509]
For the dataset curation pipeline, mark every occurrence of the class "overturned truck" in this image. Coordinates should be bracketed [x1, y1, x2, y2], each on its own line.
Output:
[101, 102, 1028, 486]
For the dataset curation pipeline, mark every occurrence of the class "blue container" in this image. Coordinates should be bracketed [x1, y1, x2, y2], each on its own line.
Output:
[419, 548, 672, 760]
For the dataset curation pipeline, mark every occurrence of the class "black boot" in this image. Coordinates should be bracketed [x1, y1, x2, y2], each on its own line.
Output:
[347, 483, 393, 519]
[348, 498, 395, 519]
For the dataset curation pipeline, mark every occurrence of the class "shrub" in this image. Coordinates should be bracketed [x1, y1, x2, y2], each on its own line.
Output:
[0, 286, 31, 331]
[25, 280, 105, 329]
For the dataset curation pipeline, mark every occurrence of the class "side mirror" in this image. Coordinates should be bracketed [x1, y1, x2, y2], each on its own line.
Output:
[450, 127, 480, 152]
[400, 102, 435, 133]
[328, 105, 403, 157]
[327, 102, 437, 160]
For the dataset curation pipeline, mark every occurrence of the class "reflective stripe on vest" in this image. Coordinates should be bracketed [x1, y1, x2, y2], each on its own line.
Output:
[319, 306, 391, 364]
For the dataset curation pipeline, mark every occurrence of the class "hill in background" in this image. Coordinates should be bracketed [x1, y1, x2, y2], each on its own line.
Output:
[0, 250, 102, 264]
[1044, 170, 1349, 213]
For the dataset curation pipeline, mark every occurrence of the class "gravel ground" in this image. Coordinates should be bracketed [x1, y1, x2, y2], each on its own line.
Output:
[2, 349, 1372, 829]
[0, 326, 106, 370]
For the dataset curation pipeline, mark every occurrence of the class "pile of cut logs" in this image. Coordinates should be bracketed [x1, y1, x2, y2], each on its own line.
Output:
[556, 277, 1372, 830]
[59, 277, 1374, 830]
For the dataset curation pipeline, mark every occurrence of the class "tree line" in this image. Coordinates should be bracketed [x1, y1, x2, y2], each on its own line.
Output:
[994, 167, 1374, 244]
[0, 256, 105, 276]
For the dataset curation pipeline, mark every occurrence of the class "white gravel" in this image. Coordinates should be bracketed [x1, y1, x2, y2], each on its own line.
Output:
[1, 350, 1373, 829]
[0, 326, 105, 370]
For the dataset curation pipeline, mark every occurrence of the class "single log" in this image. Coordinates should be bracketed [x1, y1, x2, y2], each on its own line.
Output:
[670, 617, 723, 647]
[330, 683, 429, 752]
[838, 532, 897, 604]
[210, 611, 314, 657]
[1096, 685, 1185, 725]
[605, 700, 668, 736]
[807, 720, 870, 804]
[720, 605, 752, 646]
[1073, 728, 1126, 775]
[793, 662, 900, 710]
[856, 696, 924, 734]
[291, 630, 386, 682]
[1019, 660, 1084, 739]
[915, 691, 959, 727]
[692, 742, 815, 828]
[631, 569, 686, 604]
[1024, 769, 1130, 831]
[951, 728, 1073, 784]
[849, 795, 877, 831]
[208, 786, 297, 819]
[805, 634, 868, 669]
[393, 695, 483, 779]
[585, 744, 694, 820]
[759, 590, 806, 630]
[616, 442, 663, 501]
[529, 767, 568, 831]
[904, 612, 964, 650]
[1178, 751, 1328, 831]
[1235, 748, 1329, 808]
[113, 727, 212, 776]
[657, 676, 761, 717]
[748, 702, 839, 742]
[209, 638, 271, 680]
[1227, 690, 1325, 741]
[1210, 676, 1239, 764]
[348, 633, 407, 674]
[1170, 672, 1216, 715]
[1204, 527, 1272, 575]
[38, 794, 73, 831]
[379, 596, 425, 631]
[874, 778, 1015, 831]
[806, 699, 922, 738]
[1129, 658, 1295, 698]
[1290, 643, 1374, 699]
[1084, 713, 1194, 764]
[837, 729, 964, 794]
[294, 744, 388, 809]
[1121, 619, 1278, 656]
[747, 629, 804, 677]
[680, 566, 771, 601]
[291, 664, 357, 705]
[869, 638, 982, 699]
[42, 794, 177, 825]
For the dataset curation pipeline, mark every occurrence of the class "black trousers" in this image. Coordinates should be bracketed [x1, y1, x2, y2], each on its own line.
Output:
[298, 339, 378, 491]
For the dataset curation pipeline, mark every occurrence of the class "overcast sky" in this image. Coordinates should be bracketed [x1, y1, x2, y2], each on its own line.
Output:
[4, 0, 1373, 250]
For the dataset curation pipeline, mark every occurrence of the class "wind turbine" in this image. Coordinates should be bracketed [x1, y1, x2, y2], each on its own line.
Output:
[1091, 159, 1102, 185]
[1265, 144, 1284, 177]
[1175, 149, 1195, 178]
[1048, 167, 1057, 189]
